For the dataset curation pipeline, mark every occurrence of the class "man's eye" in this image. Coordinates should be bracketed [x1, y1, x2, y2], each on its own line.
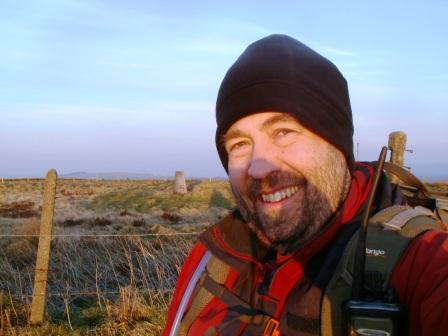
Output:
[229, 141, 248, 152]
[274, 128, 294, 137]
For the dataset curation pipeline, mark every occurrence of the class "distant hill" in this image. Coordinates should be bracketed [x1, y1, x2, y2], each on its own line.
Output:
[60, 172, 156, 180]
[1, 172, 228, 180]
[421, 175, 448, 183]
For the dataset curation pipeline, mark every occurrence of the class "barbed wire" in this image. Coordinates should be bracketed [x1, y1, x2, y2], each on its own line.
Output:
[6, 288, 174, 299]
[0, 232, 199, 238]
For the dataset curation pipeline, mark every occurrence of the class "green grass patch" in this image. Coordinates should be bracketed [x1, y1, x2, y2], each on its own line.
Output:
[88, 180, 235, 213]
[209, 190, 233, 210]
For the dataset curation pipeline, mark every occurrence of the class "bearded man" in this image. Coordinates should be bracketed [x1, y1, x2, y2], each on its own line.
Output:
[163, 35, 448, 336]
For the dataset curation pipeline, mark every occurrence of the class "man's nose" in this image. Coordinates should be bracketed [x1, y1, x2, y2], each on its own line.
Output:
[247, 146, 279, 179]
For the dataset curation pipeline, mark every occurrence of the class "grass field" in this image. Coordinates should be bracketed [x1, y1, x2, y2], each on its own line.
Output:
[0, 177, 446, 335]
[0, 178, 234, 335]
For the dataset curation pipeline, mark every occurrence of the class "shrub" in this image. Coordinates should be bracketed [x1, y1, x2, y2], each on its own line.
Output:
[161, 212, 181, 223]
[0, 201, 39, 218]
[60, 218, 84, 227]
[131, 218, 146, 227]
[90, 217, 112, 226]
[119, 210, 135, 217]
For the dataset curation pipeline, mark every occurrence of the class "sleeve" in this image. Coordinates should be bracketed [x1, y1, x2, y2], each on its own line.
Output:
[390, 230, 448, 336]
[162, 241, 208, 336]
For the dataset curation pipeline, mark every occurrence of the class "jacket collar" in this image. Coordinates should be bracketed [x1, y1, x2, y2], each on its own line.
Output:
[200, 162, 374, 265]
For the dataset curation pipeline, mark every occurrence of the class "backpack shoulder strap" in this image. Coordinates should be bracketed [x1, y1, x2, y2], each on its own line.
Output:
[178, 253, 231, 335]
[363, 205, 440, 294]
[179, 253, 278, 336]
[322, 205, 442, 336]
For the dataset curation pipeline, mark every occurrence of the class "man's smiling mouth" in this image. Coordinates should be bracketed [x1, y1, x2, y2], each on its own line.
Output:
[261, 186, 299, 203]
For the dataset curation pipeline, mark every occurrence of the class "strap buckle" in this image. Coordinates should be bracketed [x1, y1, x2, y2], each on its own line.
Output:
[263, 318, 280, 336]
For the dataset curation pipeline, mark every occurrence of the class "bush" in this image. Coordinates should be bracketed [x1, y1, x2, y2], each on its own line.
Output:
[160, 212, 181, 223]
[0, 201, 39, 218]
[90, 217, 112, 226]
[60, 218, 84, 227]
[131, 218, 146, 227]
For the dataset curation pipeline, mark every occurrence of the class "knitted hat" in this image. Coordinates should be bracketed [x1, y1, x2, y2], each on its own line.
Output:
[215, 34, 354, 172]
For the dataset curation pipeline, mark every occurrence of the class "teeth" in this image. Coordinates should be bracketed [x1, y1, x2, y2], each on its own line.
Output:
[262, 186, 299, 203]
[274, 192, 281, 202]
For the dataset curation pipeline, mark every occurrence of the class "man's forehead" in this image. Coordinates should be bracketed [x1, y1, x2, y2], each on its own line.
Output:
[236, 111, 299, 128]
[226, 112, 301, 134]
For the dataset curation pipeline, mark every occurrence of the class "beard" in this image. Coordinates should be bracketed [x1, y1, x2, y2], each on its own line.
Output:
[231, 148, 351, 249]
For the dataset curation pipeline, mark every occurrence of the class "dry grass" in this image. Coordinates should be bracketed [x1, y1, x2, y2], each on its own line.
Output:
[0, 178, 233, 335]
[425, 181, 448, 198]
[0, 178, 233, 235]
[2, 177, 446, 335]
[0, 234, 196, 335]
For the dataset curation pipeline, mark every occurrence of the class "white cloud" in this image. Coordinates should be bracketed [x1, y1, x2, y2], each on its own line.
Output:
[0, 100, 216, 132]
[98, 61, 156, 70]
[210, 18, 271, 36]
[180, 41, 247, 56]
[319, 46, 357, 57]
[178, 18, 272, 56]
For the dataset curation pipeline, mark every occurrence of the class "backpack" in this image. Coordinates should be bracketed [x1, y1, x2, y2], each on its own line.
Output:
[322, 204, 443, 336]
[320, 159, 447, 336]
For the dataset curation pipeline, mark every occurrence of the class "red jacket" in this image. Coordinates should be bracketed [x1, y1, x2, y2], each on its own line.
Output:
[164, 164, 448, 335]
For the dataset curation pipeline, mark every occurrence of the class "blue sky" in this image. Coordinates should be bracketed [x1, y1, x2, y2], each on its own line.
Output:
[1, 0, 447, 179]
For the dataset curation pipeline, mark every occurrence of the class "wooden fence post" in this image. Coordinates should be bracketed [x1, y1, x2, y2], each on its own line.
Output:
[30, 169, 58, 325]
[388, 131, 407, 184]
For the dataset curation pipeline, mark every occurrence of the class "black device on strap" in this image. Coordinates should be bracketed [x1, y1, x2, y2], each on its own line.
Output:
[343, 146, 405, 336]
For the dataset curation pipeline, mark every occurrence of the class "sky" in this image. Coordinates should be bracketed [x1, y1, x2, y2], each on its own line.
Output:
[1, 0, 447, 179]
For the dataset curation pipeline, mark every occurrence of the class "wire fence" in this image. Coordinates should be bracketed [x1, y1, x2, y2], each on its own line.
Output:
[0, 231, 199, 323]
[0, 232, 199, 238]
[0, 173, 223, 328]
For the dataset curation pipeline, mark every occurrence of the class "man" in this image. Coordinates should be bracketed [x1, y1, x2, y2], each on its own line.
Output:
[163, 35, 448, 335]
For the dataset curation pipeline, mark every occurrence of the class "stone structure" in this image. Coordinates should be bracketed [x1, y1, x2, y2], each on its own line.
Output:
[174, 171, 187, 194]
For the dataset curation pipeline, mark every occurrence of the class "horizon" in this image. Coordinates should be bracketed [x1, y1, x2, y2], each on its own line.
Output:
[1, 1, 447, 179]
[2, 169, 447, 183]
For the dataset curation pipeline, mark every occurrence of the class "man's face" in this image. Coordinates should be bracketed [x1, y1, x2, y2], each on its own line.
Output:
[223, 112, 351, 247]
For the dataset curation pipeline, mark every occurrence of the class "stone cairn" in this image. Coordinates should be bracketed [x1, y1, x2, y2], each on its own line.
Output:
[173, 171, 187, 195]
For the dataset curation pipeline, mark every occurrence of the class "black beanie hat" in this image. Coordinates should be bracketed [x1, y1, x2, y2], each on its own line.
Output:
[215, 34, 355, 173]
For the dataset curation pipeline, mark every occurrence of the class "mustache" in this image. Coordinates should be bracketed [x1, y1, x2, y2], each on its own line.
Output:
[246, 171, 307, 200]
